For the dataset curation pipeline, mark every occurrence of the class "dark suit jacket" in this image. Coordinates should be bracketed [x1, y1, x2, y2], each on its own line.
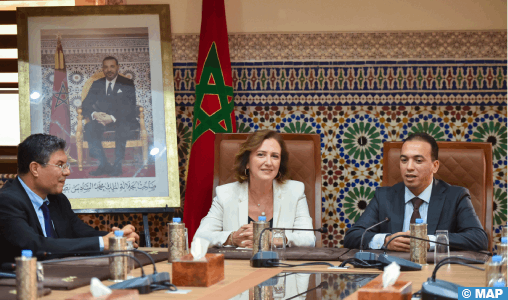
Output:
[0, 178, 108, 263]
[343, 179, 488, 251]
[82, 75, 137, 128]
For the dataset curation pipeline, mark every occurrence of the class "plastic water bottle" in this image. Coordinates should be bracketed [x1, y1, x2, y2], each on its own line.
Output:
[486, 255, 506, 287]
[109, 230, 127, 282]
[410, 218, 427, 264]
[253, 215, 269, 256]
[168, 217, 187, 262]
[16, 249, 37, 300]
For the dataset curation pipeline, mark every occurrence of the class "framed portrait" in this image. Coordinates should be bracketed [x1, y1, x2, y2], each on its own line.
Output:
[17, 5, 180, 211]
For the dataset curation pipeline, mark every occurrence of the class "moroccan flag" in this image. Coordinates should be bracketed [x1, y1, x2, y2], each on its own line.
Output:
[183, 0, 236, 242]
[49, 35, 71, 152]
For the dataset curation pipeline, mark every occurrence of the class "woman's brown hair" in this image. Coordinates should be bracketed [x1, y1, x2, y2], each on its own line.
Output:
[234, 130, 289, 183]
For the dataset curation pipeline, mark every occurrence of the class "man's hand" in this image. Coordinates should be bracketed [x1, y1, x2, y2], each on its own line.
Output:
[92, 112, 107, 124]
[232, 222, 254, 248]
[102, 225, 140, 251]
[99, 114, 114, 126]
[92, 112, 114, 126]
[384, 230, 411, 252]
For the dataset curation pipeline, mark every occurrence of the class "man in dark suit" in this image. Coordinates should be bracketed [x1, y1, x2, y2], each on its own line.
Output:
[344, 132, 488, 252]
[82, 56, 138, 176]
[0, 134, 139, 263]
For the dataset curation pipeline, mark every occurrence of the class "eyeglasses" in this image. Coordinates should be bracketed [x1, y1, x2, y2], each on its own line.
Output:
[44, 163, 71, 171]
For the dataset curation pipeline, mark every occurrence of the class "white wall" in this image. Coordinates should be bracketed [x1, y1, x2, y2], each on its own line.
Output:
[127, 0, 507, 34]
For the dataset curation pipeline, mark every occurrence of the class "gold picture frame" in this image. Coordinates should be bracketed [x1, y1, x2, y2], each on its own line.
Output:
[17, 5, 180, 210]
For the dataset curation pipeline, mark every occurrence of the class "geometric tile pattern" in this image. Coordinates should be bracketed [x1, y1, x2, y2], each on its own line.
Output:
[174, 104, 507, 251]
[34, 31, 508, 251]
[174, 61, 507, 95]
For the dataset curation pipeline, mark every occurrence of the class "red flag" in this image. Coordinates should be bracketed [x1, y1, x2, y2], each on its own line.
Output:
[49, 35, 71, 152]
[183, 0, 236, 242]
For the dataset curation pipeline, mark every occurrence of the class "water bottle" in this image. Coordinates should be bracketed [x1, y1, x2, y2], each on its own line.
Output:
[109, 230, 128, 282]
[253, 215, 270, 256]
[15, 249, 37, 300]
[168, 217, 188, 262]
[410, 218, 427, 264]
[486, 255, 506, 287]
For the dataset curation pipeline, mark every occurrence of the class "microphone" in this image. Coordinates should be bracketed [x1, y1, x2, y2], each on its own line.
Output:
[39, 253, 151, 294]
[1, 262, 16, 271]
[37, 248, 170, 285]
[354, 217, 390, 265]
[365, 234, 489, 272]
[421, 257, 485, 300]
[37, 248, 171, 294]
[360, 217, 390, 252]
[251, 226, 327, 268]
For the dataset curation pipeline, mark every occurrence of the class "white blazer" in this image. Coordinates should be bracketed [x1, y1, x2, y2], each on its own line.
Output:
[194, 180, 316, 248]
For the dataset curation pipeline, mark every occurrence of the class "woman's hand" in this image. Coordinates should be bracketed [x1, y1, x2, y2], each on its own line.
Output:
[232, 223, 254, 248]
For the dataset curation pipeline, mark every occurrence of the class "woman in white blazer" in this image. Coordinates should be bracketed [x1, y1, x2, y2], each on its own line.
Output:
[194, 130, 315, 248]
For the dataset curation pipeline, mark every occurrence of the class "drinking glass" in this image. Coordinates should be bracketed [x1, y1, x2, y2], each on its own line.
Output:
[271, 229, 286, 261]
[434, 230, 449, 265]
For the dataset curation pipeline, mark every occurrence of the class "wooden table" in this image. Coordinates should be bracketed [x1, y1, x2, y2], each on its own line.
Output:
[47, 248, 484, 300]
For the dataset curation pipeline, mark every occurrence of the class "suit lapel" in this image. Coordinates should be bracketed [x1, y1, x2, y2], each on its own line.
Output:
[391, 184, 406, 233]
[273, 180, 282, 227]
[47, 195, 61, 238]
[427, 179, 445, 234]
[112, 78, 121, 95]
[14, 178, 44, 235]
[238, 182, 249, 227]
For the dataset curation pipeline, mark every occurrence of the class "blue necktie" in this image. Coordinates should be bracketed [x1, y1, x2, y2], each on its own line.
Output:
[107, 82, 113, 96]
[41, 202, 55, 238]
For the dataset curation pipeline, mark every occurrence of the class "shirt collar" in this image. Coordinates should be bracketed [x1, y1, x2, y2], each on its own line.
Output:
[106, 75, 118, 86]
[18, 176, 49, 208]
[404, 180, 433, 204]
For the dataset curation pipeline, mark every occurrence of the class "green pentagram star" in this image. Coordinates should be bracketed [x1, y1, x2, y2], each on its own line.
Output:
[192, 42, 234, 143]
[53, 82, 69, 108]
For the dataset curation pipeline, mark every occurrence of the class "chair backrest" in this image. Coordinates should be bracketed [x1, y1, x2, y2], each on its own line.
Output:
[81, 71, 130, 102]
[213, 133, 322, 246]
[383, 141, 493, 251]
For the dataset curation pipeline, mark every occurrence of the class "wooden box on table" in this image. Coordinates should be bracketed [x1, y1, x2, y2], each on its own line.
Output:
[172, 253, 225, 287]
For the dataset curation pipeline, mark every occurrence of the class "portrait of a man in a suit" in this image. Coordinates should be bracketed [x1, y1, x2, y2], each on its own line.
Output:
[82, 56, 138, 177]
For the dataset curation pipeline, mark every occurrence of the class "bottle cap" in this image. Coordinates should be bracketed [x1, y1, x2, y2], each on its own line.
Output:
[21, 250, 33, 258]
[114, 230, 124, 237]
[502, 237, 507, 244]
[493, 281, 506, 287]
[172, 218, 181, 223]
[258, 216, 267, 222]
[492, 255, 502, 262]
[415, 219, 424, 224]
